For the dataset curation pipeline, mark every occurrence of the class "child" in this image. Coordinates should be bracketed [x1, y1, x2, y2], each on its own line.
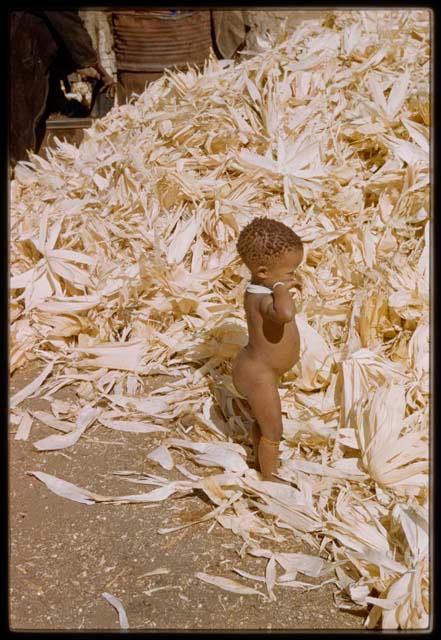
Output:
[232, 216, 303, 482]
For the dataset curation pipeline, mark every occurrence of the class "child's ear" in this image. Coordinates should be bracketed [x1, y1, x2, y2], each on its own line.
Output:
[257, 264, 268, 278]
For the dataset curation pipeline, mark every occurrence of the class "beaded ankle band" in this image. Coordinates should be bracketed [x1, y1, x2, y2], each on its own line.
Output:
[260, 435, 280, 447]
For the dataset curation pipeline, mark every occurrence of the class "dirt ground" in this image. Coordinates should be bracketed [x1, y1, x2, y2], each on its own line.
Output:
[9, 364, 365, 631]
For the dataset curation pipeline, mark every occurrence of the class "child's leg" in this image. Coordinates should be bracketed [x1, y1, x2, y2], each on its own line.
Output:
[231, 396, 260, 469]
[246, 380, 283, 481]
[258, 435, 282, 481]
[258, 434, 282, 480]
[251, 420, 261, 471]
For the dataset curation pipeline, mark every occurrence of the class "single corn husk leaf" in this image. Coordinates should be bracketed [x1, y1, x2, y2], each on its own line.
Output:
[98, 417, 168, 434]
[232, 568, 266, 583]
[30, 411, 75, 433]
[195, 572, 265, 598]
[35, 295, 101, 314]
[293, 314, 334, 390]
[108, 395, 172, 417]
[176, 464, 201, 481]
[358, 291, 389, 347]
[286, 458, 367, 480]
[401, 117, 429, 153]
[380, 134, 427, 165]
[200, 475, 237, 506]
[265, 555, 278, 601]
[33, 404, 99, 451]
[193, 447, 248, 473]
[74, 341, 148, 373]
[147, 445, 174, 470]
[277, 577, 334, 591]
[29, 471, 192, 504]
[367, 71, 409, 122]
[101, 592, 129, 629]
[169, 439, 248, 473]
[10, 361, 56, 408]
[166, 214, 200, 264]
[408, 320, 429, 382]
[393, 502, 429, 562]
[14, 410, 33, 441]
[248, 497, 321, 534]
[274, 552, 330, 578]
[28, 471, 100, 504]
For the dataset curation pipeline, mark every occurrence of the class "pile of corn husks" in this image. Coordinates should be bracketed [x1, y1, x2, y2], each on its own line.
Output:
[10, 9, 430, 630]
[243, 9, 329, 55]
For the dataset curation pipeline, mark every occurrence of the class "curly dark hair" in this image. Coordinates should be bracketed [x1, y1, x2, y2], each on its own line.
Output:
[236, 216, 303, 269]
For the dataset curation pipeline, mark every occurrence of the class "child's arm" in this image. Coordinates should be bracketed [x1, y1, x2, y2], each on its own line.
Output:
[259, 283, 295, 324]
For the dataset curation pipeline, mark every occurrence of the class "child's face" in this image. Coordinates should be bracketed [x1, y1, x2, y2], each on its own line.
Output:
[254, 248, 303, 287]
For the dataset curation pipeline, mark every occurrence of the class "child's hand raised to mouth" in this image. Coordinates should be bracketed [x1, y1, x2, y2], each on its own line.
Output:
[273, 277, 302, 291]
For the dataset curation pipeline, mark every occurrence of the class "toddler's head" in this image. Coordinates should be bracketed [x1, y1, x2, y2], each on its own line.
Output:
[236, 216, 303, 287]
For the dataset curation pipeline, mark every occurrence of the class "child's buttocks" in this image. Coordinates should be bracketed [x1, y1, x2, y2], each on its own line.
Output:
[232, 347, 279, 399]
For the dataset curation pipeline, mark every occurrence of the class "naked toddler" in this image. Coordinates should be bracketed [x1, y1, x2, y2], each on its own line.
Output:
[232, 216, 303, 482]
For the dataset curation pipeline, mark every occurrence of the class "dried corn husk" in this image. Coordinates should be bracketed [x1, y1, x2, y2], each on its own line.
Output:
[10, 9, 430, 630]
[101, 592, 129, 629]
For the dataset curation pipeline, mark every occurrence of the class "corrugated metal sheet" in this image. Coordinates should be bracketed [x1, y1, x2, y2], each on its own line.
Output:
[112, 10, 213, 72]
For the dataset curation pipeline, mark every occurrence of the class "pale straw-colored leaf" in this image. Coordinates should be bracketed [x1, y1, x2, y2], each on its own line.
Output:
[14, 410, 33, 441]
[195, 572, 265, 597]
[147, 445, 175, 470]
[101, 592, 129, 629]
[10, 361, 56, 408]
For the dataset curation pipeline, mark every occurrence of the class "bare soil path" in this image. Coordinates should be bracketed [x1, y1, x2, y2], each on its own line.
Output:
[9, 365, 364, 631]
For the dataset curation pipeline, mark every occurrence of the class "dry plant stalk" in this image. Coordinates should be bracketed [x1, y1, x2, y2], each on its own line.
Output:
[10, 9, 430, 630]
